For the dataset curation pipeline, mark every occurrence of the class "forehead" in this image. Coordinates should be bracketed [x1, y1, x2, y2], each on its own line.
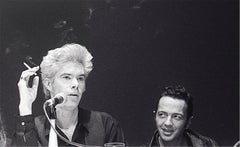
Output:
[56, 62, 84, 75]
[158, 96, 187, 115]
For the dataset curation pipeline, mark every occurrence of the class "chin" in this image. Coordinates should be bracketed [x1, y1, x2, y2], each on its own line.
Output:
[159, 133, 175, 142]
[161, 136, 175, 142]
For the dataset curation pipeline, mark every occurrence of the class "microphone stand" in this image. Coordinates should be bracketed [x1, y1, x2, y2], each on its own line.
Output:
[48, 105, 58, 147]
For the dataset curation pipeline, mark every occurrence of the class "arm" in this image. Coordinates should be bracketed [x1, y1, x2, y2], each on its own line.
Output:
[12, 66, 41, 146]
[12, 115, 40, 146]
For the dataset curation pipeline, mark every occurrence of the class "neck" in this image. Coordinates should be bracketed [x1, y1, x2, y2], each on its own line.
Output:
[56, 107, 78, 129]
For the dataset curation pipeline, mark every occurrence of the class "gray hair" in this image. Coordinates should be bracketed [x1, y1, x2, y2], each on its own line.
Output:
[40, 43, 93, 99]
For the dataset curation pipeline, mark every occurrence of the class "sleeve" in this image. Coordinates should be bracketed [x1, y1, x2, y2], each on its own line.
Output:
[103, 113, 125, 144]
[11, 115, 39, 146]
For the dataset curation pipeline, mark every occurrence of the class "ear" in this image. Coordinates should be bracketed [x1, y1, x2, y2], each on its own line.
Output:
[83, 85, 86, 93]
[43, 79, 52, 92]
[82, 82, 86, 93]
[185, 116, 193, 129]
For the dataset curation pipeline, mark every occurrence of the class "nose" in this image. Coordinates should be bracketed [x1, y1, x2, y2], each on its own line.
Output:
[71, 78, 79, 89]
[164, 116, 173, 127]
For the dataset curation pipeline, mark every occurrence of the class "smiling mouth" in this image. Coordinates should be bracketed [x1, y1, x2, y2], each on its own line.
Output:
[161, 128, 174, 136]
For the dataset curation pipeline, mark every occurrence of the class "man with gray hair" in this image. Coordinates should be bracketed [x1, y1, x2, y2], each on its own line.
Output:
[13, 43, 125, 146]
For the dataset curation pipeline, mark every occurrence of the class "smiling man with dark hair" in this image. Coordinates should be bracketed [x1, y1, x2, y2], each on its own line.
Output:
[149, 85, 218, 147]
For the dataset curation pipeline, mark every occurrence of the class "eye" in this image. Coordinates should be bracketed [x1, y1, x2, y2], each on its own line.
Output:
[157, 112, 167, 118]
[172, 114, 184, 121]
[62, 75, 71, 80]
[78, 76, 85, 81]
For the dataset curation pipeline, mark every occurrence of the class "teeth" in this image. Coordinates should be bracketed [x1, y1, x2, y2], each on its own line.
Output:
[161, 130, 172, 136]
[163, 132, 172, 136]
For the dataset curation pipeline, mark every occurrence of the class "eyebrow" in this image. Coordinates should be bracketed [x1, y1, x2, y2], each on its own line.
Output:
[173, 113, 184, 116]
[157, 111, 184, 116]
[60, 73, 85, 77]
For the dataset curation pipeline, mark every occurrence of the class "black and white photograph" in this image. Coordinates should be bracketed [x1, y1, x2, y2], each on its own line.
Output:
[0, 0, 238, 146]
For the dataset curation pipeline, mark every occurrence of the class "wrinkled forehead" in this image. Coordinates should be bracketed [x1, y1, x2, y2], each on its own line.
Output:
[158, 96, 188, 115]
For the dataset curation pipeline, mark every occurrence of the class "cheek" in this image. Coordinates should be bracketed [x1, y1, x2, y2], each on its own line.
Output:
[155, 118, 164, 126]
[51, 81, 66, 92]
[174, 121, 186, 130]
[79, 82, 86, 92]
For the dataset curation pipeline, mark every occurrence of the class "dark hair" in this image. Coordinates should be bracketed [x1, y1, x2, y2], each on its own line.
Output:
[156, 85, 193, 120]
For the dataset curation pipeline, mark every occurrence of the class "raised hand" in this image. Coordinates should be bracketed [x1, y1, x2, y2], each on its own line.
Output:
[18, 66, 40, 116]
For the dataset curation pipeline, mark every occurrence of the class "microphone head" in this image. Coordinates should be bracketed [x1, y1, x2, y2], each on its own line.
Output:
[46, 93, 66, 106]
[54, 96, 64, 105]
[54, 93, 65, 103]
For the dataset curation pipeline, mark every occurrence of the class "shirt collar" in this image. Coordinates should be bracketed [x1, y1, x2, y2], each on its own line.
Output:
[44, 107, 91, 137]
[149, 130, 160, 146]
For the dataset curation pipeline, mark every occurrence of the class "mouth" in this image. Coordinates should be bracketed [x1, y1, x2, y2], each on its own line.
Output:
[68, 93, 79, 98]
[161, 128, 174, 136]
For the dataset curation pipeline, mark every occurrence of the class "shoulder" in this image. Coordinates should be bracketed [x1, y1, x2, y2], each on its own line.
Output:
[92, 110, 114, 119]
[79, 108, 123, 138]
[79, 108, 120, 128]
[89, 109, 119, 125]
[186, 129, 218, 146]
[95, 110, 118, 123]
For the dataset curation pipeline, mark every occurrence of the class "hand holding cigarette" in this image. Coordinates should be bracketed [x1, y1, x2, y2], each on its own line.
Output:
[18, 63, 40, 116]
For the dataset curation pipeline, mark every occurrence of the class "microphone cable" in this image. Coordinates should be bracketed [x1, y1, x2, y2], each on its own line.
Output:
[43, 101, 101, 147]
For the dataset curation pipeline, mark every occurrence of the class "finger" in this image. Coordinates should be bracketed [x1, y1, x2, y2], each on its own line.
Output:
[25, 66, 40, 77]
[21, 66, 39, 76]
[27, 66, 40, 72]
[23, 64, 40, 71]
[20, 69, 39, 81]
[32, 76, 39, 89]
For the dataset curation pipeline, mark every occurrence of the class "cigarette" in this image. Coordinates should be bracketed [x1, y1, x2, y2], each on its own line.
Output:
[23, 62, 31, 69]
[23, 62, 37, 75]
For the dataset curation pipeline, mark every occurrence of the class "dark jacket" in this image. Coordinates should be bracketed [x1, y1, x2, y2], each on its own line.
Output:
[12, 107, 125, 146]
[149, 129, 218, 147]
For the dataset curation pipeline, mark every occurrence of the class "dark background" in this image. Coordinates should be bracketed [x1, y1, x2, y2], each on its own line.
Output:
[0, 0, 238, 146]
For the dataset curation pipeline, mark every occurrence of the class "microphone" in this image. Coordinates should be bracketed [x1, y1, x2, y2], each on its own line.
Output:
[46, 93, 65, 107]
